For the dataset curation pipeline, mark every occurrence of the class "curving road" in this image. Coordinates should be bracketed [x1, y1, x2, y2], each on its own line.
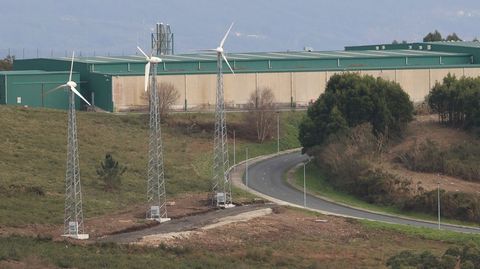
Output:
[246, 151, 480, 234]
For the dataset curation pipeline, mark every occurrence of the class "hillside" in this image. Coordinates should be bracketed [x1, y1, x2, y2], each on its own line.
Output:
[385, 115, 480, 194]
[0, 106, 303, 226]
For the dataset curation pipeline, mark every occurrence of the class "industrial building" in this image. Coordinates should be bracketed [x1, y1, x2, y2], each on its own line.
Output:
[6, 41, 480, 112]
[0, 70, 81, 109]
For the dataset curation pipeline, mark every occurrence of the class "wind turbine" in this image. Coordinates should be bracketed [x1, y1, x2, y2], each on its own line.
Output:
[210, 23, 235, 208]
[57, 52, 90, 240]
[138, 46, 170, 223]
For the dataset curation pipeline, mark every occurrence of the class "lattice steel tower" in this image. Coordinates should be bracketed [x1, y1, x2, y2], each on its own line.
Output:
[211, 23, 235, 208]
[61, 52, 90, 239]
[63, 91, 87, 239]
[137, 46, 170, 222]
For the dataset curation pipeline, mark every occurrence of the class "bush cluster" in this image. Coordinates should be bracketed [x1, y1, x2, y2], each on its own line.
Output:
[313, 124, 416, 206]
[405, 190, 480, 222]
[315, 125, 480, 223]
[397, 139, 480, 182]
[387, 243, 480, 269]
[299, 73, 413, 150]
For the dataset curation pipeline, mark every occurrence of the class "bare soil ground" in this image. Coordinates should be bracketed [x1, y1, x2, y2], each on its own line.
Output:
[0, 192, 211, 241]
[384, 115, 480, 194]
[163, 207, 449, 268]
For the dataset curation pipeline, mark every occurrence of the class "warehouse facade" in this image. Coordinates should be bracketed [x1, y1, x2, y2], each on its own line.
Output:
[0, 71, 81, 109]
[10, 41, 480, 112]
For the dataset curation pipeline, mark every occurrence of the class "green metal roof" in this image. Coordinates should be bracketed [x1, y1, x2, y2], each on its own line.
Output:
[50, 49, 469, 64]
[0, 70, 73, 75]
[424, 41, 480, 48]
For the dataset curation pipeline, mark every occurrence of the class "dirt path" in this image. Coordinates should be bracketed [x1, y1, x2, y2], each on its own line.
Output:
[98, 203, 272, 245]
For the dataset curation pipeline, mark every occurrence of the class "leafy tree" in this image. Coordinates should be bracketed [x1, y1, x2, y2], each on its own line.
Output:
[0, 55, 14, 71]
[96, 154, 127, 192]
[427, 74, 480, 131]
[446, 32, 462, 41]
[423, 30, 443, 42]
[299, 73, 413, 151]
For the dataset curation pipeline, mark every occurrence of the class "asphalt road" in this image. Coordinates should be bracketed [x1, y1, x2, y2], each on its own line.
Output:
[246, 151, 480, 234]
[99, 204, 270, 244]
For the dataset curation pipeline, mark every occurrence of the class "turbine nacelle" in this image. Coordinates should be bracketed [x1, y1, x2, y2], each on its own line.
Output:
[149, 56, 162, 64]
[66, 81, 77, 88]
[216, 47, 224, 54]
[137, 46, 163, 92]
[46, 52, 91, 107]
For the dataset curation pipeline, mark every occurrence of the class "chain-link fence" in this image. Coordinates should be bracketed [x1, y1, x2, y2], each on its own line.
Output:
[0, 48, 139, 59]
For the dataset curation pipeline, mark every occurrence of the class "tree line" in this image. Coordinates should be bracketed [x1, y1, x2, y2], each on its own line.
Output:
[428, 74, 480, 132]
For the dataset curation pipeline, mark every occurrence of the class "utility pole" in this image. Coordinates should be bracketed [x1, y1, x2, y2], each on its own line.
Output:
[233, 130, 236, 169]
[277, 111, 280, 153]
[437, 180, 441, 230]
[303, 158, 311, 208]
[245, 147, 249, 188]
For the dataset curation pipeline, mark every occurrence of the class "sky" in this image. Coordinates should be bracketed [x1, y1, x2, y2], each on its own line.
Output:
[1, 0, 480, 58]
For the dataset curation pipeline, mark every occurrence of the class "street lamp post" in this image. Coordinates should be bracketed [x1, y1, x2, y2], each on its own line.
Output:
[233, 130, 236, 170]
[303, 158, 312, 208]
[277, 112, 280, 153]
[437, 181, 441, 230]
[245, 147, 249, 188]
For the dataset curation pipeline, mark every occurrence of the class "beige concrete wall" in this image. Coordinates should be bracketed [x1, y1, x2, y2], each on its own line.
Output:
[429, 68, 464, 87]
[464, 68, 480, 78]
[157, 75, 186, 109]
[112, 76, 145, 111]
[293, 72, 326, 105]
[111, 67, 480, 111]
[395, 69, 430, 102]
[224, 73, 256, 107]
[185, 74, 216, 108]
[256, 72, 292, 105]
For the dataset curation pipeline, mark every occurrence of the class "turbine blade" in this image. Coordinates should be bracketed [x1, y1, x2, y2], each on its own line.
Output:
[70, 86, 91, 106]
[137, 46, 149, 59]
[144, 62, 151, 92]
[222, 53, 235, 75]
[44, 84, 67, 95]
[69, 51, 75, 82]
[219, 22, 234, 48]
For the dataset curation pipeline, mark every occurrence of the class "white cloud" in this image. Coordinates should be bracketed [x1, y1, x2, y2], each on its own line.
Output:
[234, 32, 267, 40]
[456, 9, 480, 17]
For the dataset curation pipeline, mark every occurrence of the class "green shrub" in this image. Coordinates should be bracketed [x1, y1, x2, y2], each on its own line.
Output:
[299, 72, 413, 150]
[96, 154, 127, 192]
[313, 124, 415, 206]
[388, 242, 480, 269]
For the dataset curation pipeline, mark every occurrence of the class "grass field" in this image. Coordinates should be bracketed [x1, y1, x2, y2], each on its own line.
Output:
[0, 106, 303, 226]
[0, 207, 457, 269]
[293, 164, 480, 227]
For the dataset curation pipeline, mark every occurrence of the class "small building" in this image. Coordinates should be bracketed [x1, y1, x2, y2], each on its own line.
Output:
[0, 70, 82, 110]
